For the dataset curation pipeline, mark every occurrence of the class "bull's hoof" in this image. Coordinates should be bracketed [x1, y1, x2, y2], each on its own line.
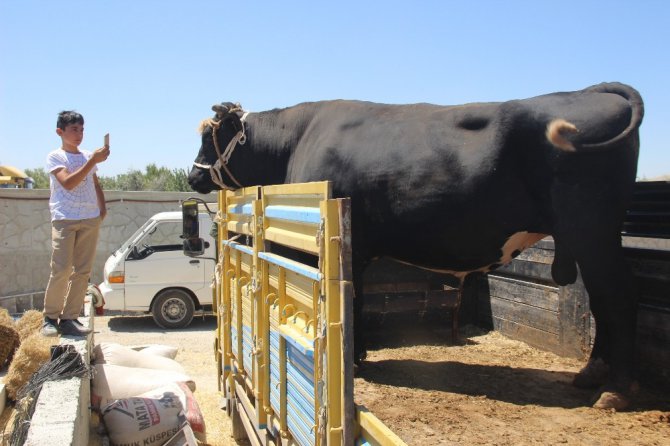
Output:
[592, 382, 639, 411]
[593, 391, 630, 411]
[573, 358, 609, 389]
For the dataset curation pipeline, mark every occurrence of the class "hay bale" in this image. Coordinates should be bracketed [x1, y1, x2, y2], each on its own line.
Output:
[15, 310, 44, 341]
[0, 307, 13, 326]
[0, 324, 20, 369]
[4, 334, 57, 400]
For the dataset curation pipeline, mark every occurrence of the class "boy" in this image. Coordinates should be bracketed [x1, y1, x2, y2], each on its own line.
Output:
[42, 110, 110, 337]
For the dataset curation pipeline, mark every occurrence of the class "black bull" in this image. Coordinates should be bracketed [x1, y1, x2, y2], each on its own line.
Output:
[188, 82, 644, 409]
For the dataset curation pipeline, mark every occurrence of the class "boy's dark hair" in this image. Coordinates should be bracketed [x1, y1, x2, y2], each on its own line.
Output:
[56, 111, 84, 130]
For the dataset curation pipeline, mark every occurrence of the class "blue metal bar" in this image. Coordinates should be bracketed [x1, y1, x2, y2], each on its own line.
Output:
[265, 205, 321, 224]
[258, 252, 322, 281]
[287, 397, 315, 446]
[228, 203, 253, 215]
[222, 240, 254, 256]
[287, 367, 315, 415]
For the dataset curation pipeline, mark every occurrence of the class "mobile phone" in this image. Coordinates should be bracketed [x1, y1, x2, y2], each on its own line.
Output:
[104, 133, 110, 149]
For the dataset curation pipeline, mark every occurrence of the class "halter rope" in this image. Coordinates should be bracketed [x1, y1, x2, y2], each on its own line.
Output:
[193, 106, 249, 190]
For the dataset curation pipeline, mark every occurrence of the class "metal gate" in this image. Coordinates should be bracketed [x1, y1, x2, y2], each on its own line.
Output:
[211, 181, 404, 446]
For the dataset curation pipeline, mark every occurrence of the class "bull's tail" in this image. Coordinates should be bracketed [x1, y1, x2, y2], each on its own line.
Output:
[546, 82, 644, 152]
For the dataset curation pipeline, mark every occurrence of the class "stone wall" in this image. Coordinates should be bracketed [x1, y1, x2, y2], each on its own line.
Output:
[0, 189, 216, 311]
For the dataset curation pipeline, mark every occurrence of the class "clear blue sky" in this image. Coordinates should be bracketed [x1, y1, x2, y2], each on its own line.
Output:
[1, 1, 668, 179]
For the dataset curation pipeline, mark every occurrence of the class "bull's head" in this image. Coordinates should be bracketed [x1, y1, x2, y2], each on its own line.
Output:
[188, 102, 246, 194]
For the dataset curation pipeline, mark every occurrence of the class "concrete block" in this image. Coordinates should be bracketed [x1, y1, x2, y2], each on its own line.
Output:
[24, 308, 94, 446]
[24, 378, 89, 446]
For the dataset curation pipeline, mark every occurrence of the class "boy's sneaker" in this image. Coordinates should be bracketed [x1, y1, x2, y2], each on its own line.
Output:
[59, 319, 92, 336]
[71, 319, 89, 328]
[41, 317, 60, 337]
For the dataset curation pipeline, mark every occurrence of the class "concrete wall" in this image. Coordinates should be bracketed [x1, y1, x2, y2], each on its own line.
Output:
[0, 189, 216, 311]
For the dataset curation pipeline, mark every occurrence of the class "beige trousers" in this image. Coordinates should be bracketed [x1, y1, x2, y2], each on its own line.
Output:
[44, 216, 101, 320]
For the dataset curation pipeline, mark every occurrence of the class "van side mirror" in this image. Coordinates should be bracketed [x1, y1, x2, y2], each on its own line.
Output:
[182, 199, 205, 257]
[183, 238, 205, 257]
[182, 199, 200, 239]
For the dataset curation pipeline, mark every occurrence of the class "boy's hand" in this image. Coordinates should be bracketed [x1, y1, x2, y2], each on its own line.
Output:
[92, 146, 110, 163]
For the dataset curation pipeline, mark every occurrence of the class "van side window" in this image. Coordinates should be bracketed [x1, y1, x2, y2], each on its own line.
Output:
[143, 221, 183, 251]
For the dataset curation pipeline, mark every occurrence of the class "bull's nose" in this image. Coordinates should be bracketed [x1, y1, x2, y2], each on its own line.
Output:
[187, 177, 213, 194]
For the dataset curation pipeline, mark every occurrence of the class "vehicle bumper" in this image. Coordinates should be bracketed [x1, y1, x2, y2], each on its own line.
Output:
[98, 281, 125, 311]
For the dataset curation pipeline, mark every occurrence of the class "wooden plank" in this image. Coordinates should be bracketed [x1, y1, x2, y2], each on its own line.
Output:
[479, 294, 560, 334]
[638, 344, 670, 376]
[513, 246, 555, 265]
[356, 405, 407, 446]
[225, 220, 253, 235]
[557, 274, 592, 358]
[627, 252, 670, 280]
[323, 198, 345, 446]
[264, 222, 320, 254]
[637, 307, 670, 343]
[488, 317, 561, 354]
[637, 318, 670, 374]
[494, 258, 554, 283]
[262, 181, 331, 198]
[531, 237, 555, 250]
[483, 275, 559, 311]
[363, 282, 430, 294]
[364, 291, 459, 314]
[636, 278, 670, 308]
[337, 199, 355, 446]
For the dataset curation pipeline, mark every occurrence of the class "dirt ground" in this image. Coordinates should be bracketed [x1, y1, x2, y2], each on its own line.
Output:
[356, 318, 670, 446]
[88, 313, 670, 446]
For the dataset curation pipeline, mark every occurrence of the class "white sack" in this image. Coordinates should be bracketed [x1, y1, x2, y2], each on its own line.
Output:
[102, 395, 184, 446]
[93, 342, 184, 373]
[130, 344, 179, 359]
[139, 382, 206, 442]
[91, 363, 196, 409]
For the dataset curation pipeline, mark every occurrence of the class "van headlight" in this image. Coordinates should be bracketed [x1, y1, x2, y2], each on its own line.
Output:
[108, 271, 125, 284]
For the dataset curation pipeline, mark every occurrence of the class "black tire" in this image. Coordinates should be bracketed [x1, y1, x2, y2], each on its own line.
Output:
[151, 288, 195, 329]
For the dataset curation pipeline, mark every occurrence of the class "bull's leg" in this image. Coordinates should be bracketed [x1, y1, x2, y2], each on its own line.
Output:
[575, 246, 638, 410]
[573, 289, 611, 389]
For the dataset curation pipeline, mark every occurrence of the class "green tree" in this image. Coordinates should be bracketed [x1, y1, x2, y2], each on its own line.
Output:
[111, 169, 146, 191]
[168, 167, 191, 191]
[22, 164, 193, 192]
[24, 168, 49, 189]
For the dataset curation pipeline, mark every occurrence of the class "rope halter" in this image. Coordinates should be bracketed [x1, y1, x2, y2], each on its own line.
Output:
[193, 102, 249, 190]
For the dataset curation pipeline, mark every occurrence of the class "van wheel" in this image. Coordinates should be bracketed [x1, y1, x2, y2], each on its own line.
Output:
[152, 289, 195, 329]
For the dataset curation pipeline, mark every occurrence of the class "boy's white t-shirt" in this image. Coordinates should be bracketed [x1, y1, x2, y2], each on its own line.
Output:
[46, 148, 99, 221]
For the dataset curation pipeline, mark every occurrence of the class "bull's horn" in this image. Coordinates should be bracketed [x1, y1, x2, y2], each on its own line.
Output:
[546, 119, 579, 152]
[211, 103, 230, 120]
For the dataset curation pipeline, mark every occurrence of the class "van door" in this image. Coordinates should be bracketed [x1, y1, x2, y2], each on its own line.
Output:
[124, 219, 207, 311]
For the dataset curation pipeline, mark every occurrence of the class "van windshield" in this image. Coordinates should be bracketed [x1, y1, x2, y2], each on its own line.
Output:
[117, 219, 158, 254]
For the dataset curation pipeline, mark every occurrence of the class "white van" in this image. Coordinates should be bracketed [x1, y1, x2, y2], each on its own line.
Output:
[98, 211, 216, 328]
